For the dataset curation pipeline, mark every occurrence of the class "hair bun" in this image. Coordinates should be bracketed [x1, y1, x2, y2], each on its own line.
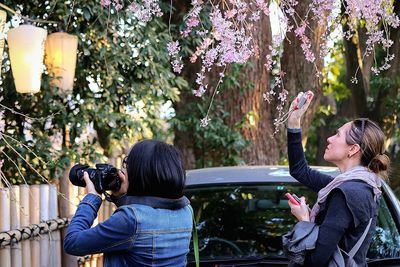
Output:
[368, 154, 390, 174]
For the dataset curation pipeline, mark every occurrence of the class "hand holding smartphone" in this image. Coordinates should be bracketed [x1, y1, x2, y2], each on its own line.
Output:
[285, 193, 301, 205]
[294, 93, 308, 110]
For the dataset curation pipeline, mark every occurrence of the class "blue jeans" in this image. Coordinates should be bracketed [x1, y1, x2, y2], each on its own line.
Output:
[64, 194, 193, 266]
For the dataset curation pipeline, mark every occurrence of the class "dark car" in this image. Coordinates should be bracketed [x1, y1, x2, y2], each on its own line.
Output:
[184, 166, 400, 267]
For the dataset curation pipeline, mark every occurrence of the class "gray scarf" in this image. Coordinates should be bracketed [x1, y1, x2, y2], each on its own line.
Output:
[310, 166, 381, 222]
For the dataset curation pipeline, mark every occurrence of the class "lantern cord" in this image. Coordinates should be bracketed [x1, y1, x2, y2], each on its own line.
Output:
[0, 3, 60, 25]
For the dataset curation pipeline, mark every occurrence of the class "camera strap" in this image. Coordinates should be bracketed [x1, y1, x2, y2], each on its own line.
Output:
[103, 191, 113, 202]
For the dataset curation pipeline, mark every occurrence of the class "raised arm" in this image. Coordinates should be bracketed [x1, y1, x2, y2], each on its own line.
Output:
[287, 129, 333, 192]
[64, 194, 136, 256]
[64, 170, 134, 256]
[287, 91, 333, 192]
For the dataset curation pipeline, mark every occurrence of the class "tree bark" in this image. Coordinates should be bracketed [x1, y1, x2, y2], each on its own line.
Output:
[171, 0, 200, 169]
[221, 11, 276, 164]
[280, 0, 325, 145]
[173, 0, 326, 166]
[342, 12, 368, 117]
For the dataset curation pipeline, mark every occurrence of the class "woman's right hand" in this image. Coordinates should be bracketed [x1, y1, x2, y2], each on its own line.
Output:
[112, 170, 129, 197]
[287, 90, 314, 128]
[288, 196, 310, 222]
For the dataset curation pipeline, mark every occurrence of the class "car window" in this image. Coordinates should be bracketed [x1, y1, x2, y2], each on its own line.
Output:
[185, 183, 400, 261]
[185, 183, 317, 260]
[368, 194, 400, 259]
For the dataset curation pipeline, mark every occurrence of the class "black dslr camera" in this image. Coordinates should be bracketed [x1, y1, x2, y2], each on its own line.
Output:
[69, 164, 121, 194]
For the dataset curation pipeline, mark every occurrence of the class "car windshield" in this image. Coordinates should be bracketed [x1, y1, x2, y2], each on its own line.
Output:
[185, 183, 400, 261]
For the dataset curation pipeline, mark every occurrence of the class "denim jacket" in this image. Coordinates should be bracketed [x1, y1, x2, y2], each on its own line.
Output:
[64, 193, 193, 267]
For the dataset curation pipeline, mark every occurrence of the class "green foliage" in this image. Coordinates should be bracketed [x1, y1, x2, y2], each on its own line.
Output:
[305, 41, 351, 165]
[321, 42, 351, 103]
[173, 105, 249, 168]
[369, 76, 398, 115]
[172, 64, 250, 168]
[0, 0, 187, 184]
[305, 37, 400, 166]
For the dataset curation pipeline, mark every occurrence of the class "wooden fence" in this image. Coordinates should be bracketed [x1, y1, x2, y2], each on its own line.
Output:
[0, 175, 116, 267]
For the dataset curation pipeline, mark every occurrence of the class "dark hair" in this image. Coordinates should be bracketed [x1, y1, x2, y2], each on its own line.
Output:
[125, 140, 186, 198]
[346, 118, 390, 179]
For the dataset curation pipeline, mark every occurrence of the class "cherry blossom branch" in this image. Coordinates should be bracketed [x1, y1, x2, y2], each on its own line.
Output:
[0, 103, 60, 123]
[0, 149, 29, 185]
[0, 149, 76, 206]
[200, 65, 227, 127]
[1, 135, 53, 185]
[1, 133, 49, 165]
[100, 0, 400, 126]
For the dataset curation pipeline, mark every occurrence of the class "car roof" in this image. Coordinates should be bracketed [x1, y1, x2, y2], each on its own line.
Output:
[185, 165, 340, 186]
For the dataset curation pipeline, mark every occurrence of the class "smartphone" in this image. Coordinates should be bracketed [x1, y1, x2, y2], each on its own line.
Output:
[285, 193, 301, 205]
[292, 193, 302, 203]
[295, 94, 308, 110]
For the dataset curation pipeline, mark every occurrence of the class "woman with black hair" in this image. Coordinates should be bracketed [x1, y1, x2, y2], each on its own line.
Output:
[64, 140, 192, 266]
[284, 91, 390, 267]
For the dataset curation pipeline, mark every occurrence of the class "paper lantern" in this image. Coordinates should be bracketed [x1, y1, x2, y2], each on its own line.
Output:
[0, 10, 6, 73]
[7, 25, 47, 94]
[45, 32, 78, 94]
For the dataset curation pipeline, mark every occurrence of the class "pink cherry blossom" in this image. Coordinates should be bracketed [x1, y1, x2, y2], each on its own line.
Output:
[100, 0, 111, 7]
[200, 116, 211, 127]
[101, 0, 400, 127]
[167, 41, 183, 73]
[167, 41, 180, 56]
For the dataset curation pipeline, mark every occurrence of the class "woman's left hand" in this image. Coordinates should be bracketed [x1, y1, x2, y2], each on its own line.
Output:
[287, 91, 314, 128]
[288, 196, 310, 222]
[83, 171, 102, 198]
[111, 170, 129, 198]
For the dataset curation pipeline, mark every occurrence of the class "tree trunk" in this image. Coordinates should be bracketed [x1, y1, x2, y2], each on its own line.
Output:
[173, 0, 326, 166]
[220, 5, 277, 164]
[171, 0, 200, 169]
[280, 0, 326, 145]
[381, 0, 400, 191]
[174, 89, 198, 169]
[342, 18, 368, 117]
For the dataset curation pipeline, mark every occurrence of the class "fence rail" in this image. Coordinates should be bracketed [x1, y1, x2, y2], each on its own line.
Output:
[0, 177, 115, 267]
[0, 218, 69, 247]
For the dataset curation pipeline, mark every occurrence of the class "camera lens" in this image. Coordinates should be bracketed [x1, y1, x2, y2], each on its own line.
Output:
[69, 163, 120, 194]
[69, 164, 90, 187]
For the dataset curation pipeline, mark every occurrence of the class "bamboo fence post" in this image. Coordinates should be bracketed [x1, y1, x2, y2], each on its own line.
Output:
[69, 181, 79, 215]
[78, 187, 85, 201]
[10, 185, 22, 267]
[59, 165, 77, 267]
[39, 184, 49, 267]
[0, 188, 11, 267]
[49, 184, 61, 267]
[90, 254, 97, 267]
[110, 200, 115, 217]
[95, 199, 105, 265]
[19, 184, 31, 267]
[29, 185, 40, 267]
[96, 255, 103, 267]
[97, 200, 104, 223]
[103, 200, 110, 221]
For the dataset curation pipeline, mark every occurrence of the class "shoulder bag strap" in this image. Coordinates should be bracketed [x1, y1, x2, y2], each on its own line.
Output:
[347, 218, 373, 258]
[189, 206, 200, 267]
